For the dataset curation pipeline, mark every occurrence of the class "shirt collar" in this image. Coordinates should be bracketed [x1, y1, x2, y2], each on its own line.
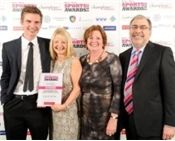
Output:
[131, 45, 145, 54]
[21, 36, 38, 47]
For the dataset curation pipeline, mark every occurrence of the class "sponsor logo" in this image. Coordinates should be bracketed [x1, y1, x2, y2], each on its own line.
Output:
[152, 14, 161, 22]
[149, 3, 173, 9]
[163, 15, 175, 20]
[122, 25, 129, 30]
[109, 16, 116, 22]
[64, 2, 89, 12]
[0, 26, 7, 30]
[43, 15, 51, 23]
[122, 37, 131, 47]
[91, 5, 114, 10]
[96, 17, 107, 22]
[72, 39, 85, 48]
[122, 15, 133, 20]
[158, 24, 171, 28]
[103, 26, 116, 31]
[13, 26, 23, 31]
[122, 2, 147, 11]
[0, 16, 7, 22]
[13, 17, 20, 21]
[154, 40, 172, 46]
[41, 27, 48, 30]
[106, 42, 114, 47]
[63, 26, 69, 30]
[78, 17, 93, 22]
[48, 26, 59, 30]
[12, 2, 36, 12]
[63, 26, 82, 30]
[52, 16, 67, 22]
[69, 16, 76, 23]
[38, 5, 62, 11]
[95, 16, 116, 22]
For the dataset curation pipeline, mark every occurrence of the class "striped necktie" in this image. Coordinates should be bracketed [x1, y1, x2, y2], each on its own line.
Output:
[124, 50, 141, 114]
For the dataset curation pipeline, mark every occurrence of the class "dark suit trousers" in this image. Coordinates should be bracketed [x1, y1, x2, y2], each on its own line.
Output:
[3, 94, 51, 140]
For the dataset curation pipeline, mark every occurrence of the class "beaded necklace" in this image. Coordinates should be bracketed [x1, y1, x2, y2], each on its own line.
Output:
[86, 50, 104, 65]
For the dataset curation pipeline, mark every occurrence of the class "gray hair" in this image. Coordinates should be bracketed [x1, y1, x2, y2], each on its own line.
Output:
[130, 15, 152, 30]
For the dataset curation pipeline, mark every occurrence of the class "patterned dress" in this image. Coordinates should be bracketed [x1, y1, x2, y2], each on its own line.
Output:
[79, 52, 122, 140]
[50, 57, 79, 140]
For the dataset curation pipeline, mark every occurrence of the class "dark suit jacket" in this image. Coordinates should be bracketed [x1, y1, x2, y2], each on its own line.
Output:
[1, 36, 51, 104]
[119, 41, 175, 137]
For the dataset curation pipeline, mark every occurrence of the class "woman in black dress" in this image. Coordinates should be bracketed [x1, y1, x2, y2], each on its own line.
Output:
[79, 25, 122, 139]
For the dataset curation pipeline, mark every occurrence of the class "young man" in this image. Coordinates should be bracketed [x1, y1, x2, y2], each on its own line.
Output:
[1, 6, 51, 140]
[119, 14, 175, 140]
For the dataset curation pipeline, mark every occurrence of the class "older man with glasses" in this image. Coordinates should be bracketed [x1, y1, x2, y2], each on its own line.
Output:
[117, 14, 175, 140]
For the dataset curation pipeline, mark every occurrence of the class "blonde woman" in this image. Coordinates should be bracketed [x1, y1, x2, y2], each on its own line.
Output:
[49, 28, 82, 140]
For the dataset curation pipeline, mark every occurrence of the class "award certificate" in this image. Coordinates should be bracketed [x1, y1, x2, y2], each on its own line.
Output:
[37, 73, 63, 106]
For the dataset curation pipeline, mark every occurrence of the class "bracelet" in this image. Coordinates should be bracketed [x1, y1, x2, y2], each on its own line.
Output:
[110, 115, 118, 119]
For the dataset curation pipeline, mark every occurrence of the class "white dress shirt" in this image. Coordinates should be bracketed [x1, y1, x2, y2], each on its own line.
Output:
[14, 36, 42, 95]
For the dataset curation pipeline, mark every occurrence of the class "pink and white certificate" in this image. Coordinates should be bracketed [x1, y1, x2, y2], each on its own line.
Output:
[37, 73, 63, 106]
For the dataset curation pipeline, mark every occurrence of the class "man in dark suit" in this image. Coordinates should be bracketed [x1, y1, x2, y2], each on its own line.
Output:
[1, 6, 51, 140]
[119, 14, 175, 140]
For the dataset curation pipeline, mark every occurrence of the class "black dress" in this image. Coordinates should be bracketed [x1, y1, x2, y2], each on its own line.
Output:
[79, 52, 122, 140]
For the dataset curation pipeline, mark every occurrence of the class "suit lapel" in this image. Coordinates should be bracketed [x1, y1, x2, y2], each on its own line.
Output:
[123, 49, 132, 78]
[37, 37, 46, 72]
[135, 41, 155, 80]
[15, 37, 22, 72]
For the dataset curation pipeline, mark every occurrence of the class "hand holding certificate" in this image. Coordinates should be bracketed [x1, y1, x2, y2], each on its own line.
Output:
[37, 73, 63, 107]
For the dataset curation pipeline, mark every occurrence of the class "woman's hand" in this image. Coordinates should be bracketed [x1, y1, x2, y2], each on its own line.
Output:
[106, 118, 117, 136]
[50, 104, 67, 112]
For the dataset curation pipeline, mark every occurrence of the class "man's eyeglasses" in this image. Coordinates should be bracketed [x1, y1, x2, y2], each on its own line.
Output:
[130, 25, 150, 30]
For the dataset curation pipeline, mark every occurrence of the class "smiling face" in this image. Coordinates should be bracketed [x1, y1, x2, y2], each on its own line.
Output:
[87, 30, 104, 52]
[129, 17, 152, 49]
[21, 13, 42, 40]
[53, 35, 67, 56]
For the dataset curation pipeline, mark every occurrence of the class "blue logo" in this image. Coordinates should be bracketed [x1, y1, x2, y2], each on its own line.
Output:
[0, 26, 7, 30]
[109, 16, 116, 22]
[96, 17, 107, 21]
[103, 26, 116, 31]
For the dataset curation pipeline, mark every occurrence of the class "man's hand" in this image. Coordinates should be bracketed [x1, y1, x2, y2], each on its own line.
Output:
[162, 125, 175, 140]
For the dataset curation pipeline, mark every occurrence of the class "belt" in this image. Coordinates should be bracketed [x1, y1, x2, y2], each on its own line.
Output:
[14, 94, 37, 100]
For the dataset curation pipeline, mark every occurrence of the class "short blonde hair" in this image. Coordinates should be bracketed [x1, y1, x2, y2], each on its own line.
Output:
[49, 28, 75, 60]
